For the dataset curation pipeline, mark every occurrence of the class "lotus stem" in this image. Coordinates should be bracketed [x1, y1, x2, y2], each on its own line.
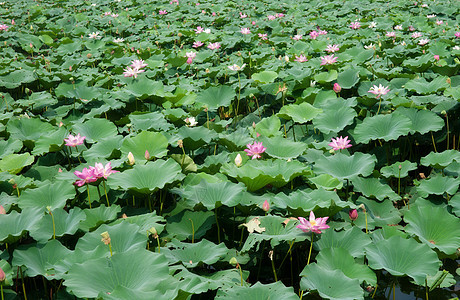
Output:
[156, 236, 161, 253]
[393, 281, 396, 300]
[86, 183, 92, 208]
[1, 284, 3, 300]
[237, 263, 244, 286]
[102, 180, 110, 207]
[307, 233, 314, 265]
[446, 113, 449, 150]
[215, 208, 221, 244]
[109, 243, 113, 257]
[398, 167, 401, 197]
[189, 218, 195, 243]
[277, 240, 294, 274]
[425, 278, 429, 300]
[371, 284, 378, 298]
[364, 210, 368, 234]
[299, 290, 304, 299]
[236, 72, 241, 116]
[431, 132, 437, 152]
[270, 251, 278, 282]
[376, 98, 382, 115]
[50, 210, 55, 240]
[20, 267, 27, 300]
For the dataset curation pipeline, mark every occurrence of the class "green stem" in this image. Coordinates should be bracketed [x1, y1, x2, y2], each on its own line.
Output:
[238, 264, 244, 286]
[51, 211, 56, 240]
[270, 251, 278, 282]
[109, 243, 113, 257]
[446, 113, 449, 150]
[156, 236, 161, 253]
[236, 72, 241, 116]
[20, 268, 27, 300]
[86, 183, 92, 209]
[215, 208, 221, 244]
[189, 218, 195, 243]
[364, 210, 368, 234]
[1, 284, 4, 300]
[102, 180, 110, 207]
[277, 240, 294, 273]
[307, 233, 314, 265]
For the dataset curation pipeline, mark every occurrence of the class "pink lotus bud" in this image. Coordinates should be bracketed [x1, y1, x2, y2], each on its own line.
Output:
[0, 266, 5, 281]
[252, 122, 256, 128]
[0, 205, 6, 214]
[252, 21, 256, 25]
[349, 209, 358, 221]
[11, 19, 15, 25]
[212, 12, 216, 16]
[59, 121, 63, 127]
[186, 57, 193, 64]
[434, 55, 439, 61]
[256, 132, 260, 137]
[262, 200, 270, 212]
[333, 83, 341, 93]
[145, 150, 150, 160]
[58, 168, 62, 173]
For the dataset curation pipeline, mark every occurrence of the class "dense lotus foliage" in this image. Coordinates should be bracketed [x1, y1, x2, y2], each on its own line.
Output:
[0, 0, 460, 299]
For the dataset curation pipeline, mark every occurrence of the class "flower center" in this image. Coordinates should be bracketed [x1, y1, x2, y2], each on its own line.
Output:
[310, 220, 317, 226]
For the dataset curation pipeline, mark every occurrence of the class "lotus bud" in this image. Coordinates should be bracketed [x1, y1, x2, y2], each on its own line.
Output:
[229, 257, 238, 266]
[0, 266, 5, 282]
[46, 206, 52, 213]
[0, 205, 6, 214]
[145, 150, 150, 160]
[284, 55, 289, 62]
[333, 83, 341, 93]
[100, 231, 111, 245]
[127, 152, 135, 165]
[235, 154, 243, 167]
[252, 122, 256, 129]
[358, 204, 366, 213]
[148, 227, 158, 238]
[86, 53, 92, 59]
[446, 78, 451, 85]
[399, 164, 402, 169]
[177, 139, 184, 148]
[262, 200, 270, 212]
[268, 250, 273, 260]
[349, 209, 358, 221]
[434, 55, 439, 61]
[122, 213, 128, 218]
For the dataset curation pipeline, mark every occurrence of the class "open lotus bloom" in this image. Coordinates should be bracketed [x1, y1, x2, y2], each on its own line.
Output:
[297, 211, 330, 234]
[244, 141, 266, 159]
[329, 136, 352, 151]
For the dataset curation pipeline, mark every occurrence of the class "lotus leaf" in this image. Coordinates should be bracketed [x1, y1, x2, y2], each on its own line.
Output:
[314, 69, 338, 83]
[356, 197, 401, 228]
[120, 131, 169, 162]
[255, 115, 282, 137]
[0, 259, 14, 286]
[177, 126, 218, 149]
[314, 152, 376, 180]
[308, 174, 343, 190]
[124, 77, 165, 98]
[78, 205, 121, 232]
[166, 210, 215, 241]
[111, 211, 165, 235]
[0, 209, 44, 242]
[316, 227, 372, 259]
[450, 193, 460, 217]
[312, 101, 357, 134]
[252, 71, 278, 84]
[0, 153, 34, 174]
[351, 177, 400, 201]
[129, 112, 173, 132]
[7, 115, 53, 142]
[277, 102, 322, 123]
[18, 180, 75, 211]
[353, 113, 412, 144]
[420, 150, 460, 168]
[72, 118, 118, 143]
[337, 68, 360, 89]
[260, 136, 307, 159]
[0, 69, 36, 89]
[31, 127, 67, 155]
[426, 270, 456, 290]
[83, 136, 123, 161]
[29, 208, 85, 242]
[215, 281, 298, 300]
[404, 76, 449, 95]
[380, 161, 417, 178]
[365, 235, 441, 285]
[0, 139, 24, 159]
[393, 107, 444, 135]
[163, 239, 228, 268]
[55, 81, 102, 101]
[417, 174, 459, 196]
[196, 85, 236, 110]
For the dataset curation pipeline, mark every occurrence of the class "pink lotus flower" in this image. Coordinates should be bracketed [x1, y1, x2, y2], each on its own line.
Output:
[333, 83, 341, 93]
[394, 25, 403, 30]
[329, 136, 352, 151]
[258, 33, 268, 40]
[195, 26, 204, 34]
[325, 44, 339, 53]
[411, 32, 422, 38]
[192, 41, 204, 48]
[320, 54, 337, 65]
[309, 30, 319, 39]
[386, 31, 396, 37]
[159, 10, 167, 15]
[455, 32, 460, 39]
[435, 20, 443, 25]
[292, 34, 302, 41]
[275, 13, 284, 18]
[239, 12, 247, 18]
[244, 141, 266, 159]
[0, 266, 5, 281]
[434, 55, 440, 61]
[240, 27, 251, 35]
[185, 51, 196, 64]
[294, 55, 308, 62]
[350, 22, 361, 29]
[0, 24, 9, 31]
[207, 42, 221, 50]
[408, 25, 415, 31]
[318, 30, 328, 35]
[123, 66, 145, 78]
[418, 38, 429, 45]
[93, 162, 119, 179]
[64, 133, 86, 147]
[0, 205, 6, 214]
[297, 211, 330, 234]
[131, 59, 148, 70]
[267, 15, 276, 20]
[368, 84, 390, 98]
[74, 167, 97, 187]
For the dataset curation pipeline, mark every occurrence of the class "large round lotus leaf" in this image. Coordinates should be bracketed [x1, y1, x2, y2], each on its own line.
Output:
[64, 250, 174, 299]
[12, 240, 72, 280]
[312, 101, 357, 134]
[221, 159, 311, 192]
[108, 159, 185, 194]
[111, 211, 165, 235]
[177, 126, 218, 150]
[316, 227, 372, 259]
[353, 113, 412, 144]
[314, 69, 338, 83]
[18, 180, 75, 211]
[129, 112, 173, 132]
[215, 281, 298, 300]
[124, 77, 165, 98]
[420, 150, 460, 169]
[251, 71, 278, 84]
[365, 235, 441, 285]
[260, 136, 307, 159]
[337, 68, 360, 89]
[255, 115, 282, 137]
[78, 205, 121, 232]
[0, 153, 34, 174]
[404, 76, 449, 95]
[120, 131, 168, 162]
[55, 81, 102, 101]
[351, 177, 400, 201]
[356, 197, 401, 228]
[162, 239, 228, 268]
[71, 118, 118, 143]
[393, 107, 444, 135]
[219, 128, 253, 150]
[31, 127, 67, 155]
[417, 174, 459, 196]
[98, 281, 179, 300]
[166, 210, 215, 241]
[176, 180, 245, 209]
[404, 205, 460, 255]
[0, 69, 36, 89]
[0, 139, 22, 159]
[314, 152, 376, 180]
[241, 215, 308, 252]
[277, 102, 322, 123]
[196, 85, 236, 110]
[83, 136, 123, 161]
[0, 209, 44, 242]
[308, 174, 343, 190]
[310, 247, 377, 285]
[300, 263, 364, 300]
[29, 208, 85, 242]
[380, 160, 417, 178]
[450, 194, 460, 217]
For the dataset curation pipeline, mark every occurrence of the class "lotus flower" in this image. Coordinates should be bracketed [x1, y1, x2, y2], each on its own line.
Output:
[93, 162, 119, 179]
[207, 42, 221, 50]
[434, 55, 440, 61]
[234, 153, 242, 167]
[368, 21, 377, 28]
[262, 200, 270, 212]
[130, 59, 148, 70]
[228, 64, 246, 71]
[418, 38, 429, 46]
[294, 55, 308, 62]
[88, 32, 101, 39]
[309, 30, 319, 39]
[127, 152, 135, 165]
[258, 33, 268, 40]
[0, 205, 5, 214]
[455, 32, 460, 39]
[244, 141, 266, 159]
[240, 27, 251, 34]
[123, 66, 145, 78]
[350, 22, 361, 29]
[267, 15, 276, 20]
[239, 12, 247, 18]
[0, 24, 9, 31]
[297, 211, 330, 234]
[349, 209, 358, 221]
[185, 51, 196, 64]
[394, 25, 403, 30]
[192, 41, 204, 48]
[159, 10, 167, 15]
[292, 34, 302, 41]
[0, 266, 5, 281]
[385, 31, 395, 37]
[329, 136, 352, 151]
[411, 32, 422, 38]
[64, 133, 86, 147]
[368, 84, 390, 98]
[320, 54, 337, 65]
[184, 117, 198, 127]
[74, 167, 97, 187]
[325, 44, 339, 53]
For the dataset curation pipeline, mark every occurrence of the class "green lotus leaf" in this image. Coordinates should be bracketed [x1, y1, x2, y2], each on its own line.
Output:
[353, 113, 412, 144]
[308, 174, 343, 190]
[29, 208, 85, 243]
[420, 150, 460, 169]
[124, 77, 165, 99]
[365, 235, 441, 285]
[316, 227, 372, 259]
[417, 174, 459, 196]
[450, 193, 460, 217]
[83, 136, 123, 162]
[0, 153, 34, 174]
[380, 161, 418, 178]
[393, 107, 444, 134]
[166, 210, 215, 241]
[18, 180, 75, 211]
[426, 270, 456, 290]
[219, 128, 253, 151]
[310, 247, 377, 285]
[120, 131, 168, 162]
[0, 139, 23, 159]
[404, 204, 460, 255]
[337, 68, 360, 89]
[255, 115, 282, 137]
[55, 81, 102, 101]
[314, 152, 377, 180]
[31, 127, 67, 155]
[196, 85, 236, 110]
[277, 102, 322, 123]
[12, 239, 72, 280]
[0, 259, 14, 286]
[108, 159, 185, 194]
[163, 239, 228, 268]
[64, 250, 175, 299]
[252, 71, 278, 84]
[300, 263, 364, 300]
[98, 281, 179, 300]
[0, 209, 44, 243]
[221, 159, 311, 192]
[260, 136, 307, 159]
[356, 197, 401, 228]
[351, 177, 400, 201]
[176, 180, 245, 209]
[111, 211, 165, 235]
[129, 112, 173, 132]
[78, 205, 121, 232]
[314, 69, 338, 83]
[7, 117, 54, 142]
[71, 118, 118, 143]
[215, 281, 298, 300]
[241, 215, 308, 252]
[0, 69, 36, 89]
[404, 76, 449, 95]
[312, 101, 357, 134]
[177, 126, 218, 150]
[341, 47, 373, 63]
